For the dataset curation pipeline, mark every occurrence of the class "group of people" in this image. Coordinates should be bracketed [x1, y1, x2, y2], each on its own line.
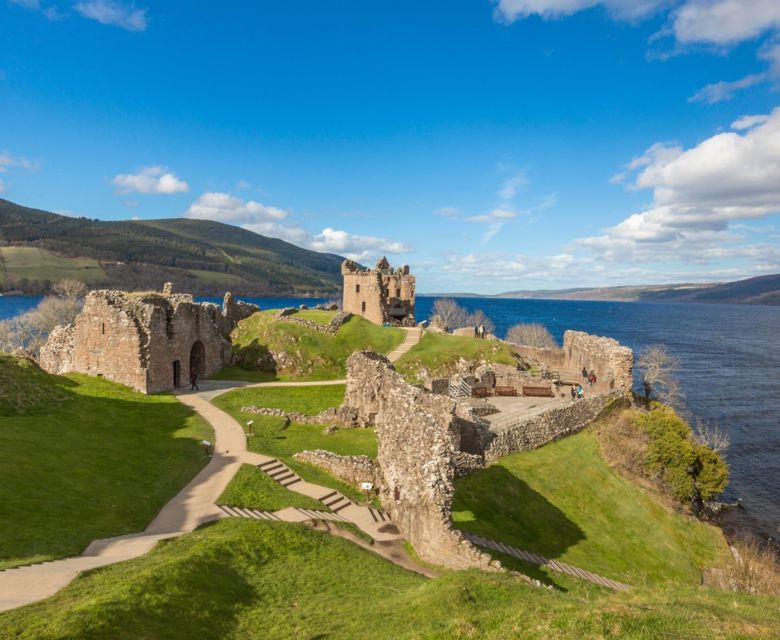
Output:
[473, 324, 488, 339]
[571, 366, 598, 400]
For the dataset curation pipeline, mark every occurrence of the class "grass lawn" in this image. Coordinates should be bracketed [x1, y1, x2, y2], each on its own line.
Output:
[216, 309, 404, 381]
[214, 384, 374, 503]
[0, 358, 212, 570]
[452, 427, 729, 587]
[0, 246, 106, 285]
[217, 464, 324, 511]
[1, 519, 777, 639]
[394, 332, 518, 382]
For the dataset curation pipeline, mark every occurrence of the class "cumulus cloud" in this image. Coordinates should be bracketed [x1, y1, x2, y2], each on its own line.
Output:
[671, 0, 780, 46]
[576, 108, 780, 266]
[113, 166, 189, 195]
[184, 192, 411, 261]
[74, 0, 147, 31]
[309, 227, 412, 261]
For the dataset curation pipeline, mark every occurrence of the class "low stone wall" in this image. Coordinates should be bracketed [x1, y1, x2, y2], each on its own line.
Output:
[240, 405, 359, 428]
[274, 309, 352, 335]
[511, 344, 566, 369]
[484, 393, 621, 462]
[293, 450, 379, 487]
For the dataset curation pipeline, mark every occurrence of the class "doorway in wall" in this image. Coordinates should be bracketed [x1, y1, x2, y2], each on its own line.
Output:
[173, 360, 181, 387]
[190, 340, 206, 379]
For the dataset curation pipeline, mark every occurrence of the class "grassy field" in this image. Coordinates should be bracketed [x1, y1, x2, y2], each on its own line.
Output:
[214, 384, 374, 502]
[394, 331, 518, 382]
[0, 358, 212, 570]
[217, 464, 325, 511]
[0, 246, 105, 285]
[453, 428, 729, 587]
[1, 519, 778, 639]
[217, 309, 404, 381]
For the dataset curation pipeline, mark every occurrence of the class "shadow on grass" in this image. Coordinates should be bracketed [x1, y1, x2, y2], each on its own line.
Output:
[453, 466, 585, 569]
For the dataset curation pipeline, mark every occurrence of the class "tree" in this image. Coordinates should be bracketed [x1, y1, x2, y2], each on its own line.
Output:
[506, 323, 557, 349]
[431, 298, 469, 329]
[637, 344, 681, 407]
[467, 308, 495, 335]
[52, 279, 87, 303]
[693, 418, 731, 454]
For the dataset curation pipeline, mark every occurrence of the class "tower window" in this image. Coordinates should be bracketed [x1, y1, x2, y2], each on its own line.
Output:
[356, 284, 360, 293]
[396, 288, 401, 298]
[361, 301, 366, 313]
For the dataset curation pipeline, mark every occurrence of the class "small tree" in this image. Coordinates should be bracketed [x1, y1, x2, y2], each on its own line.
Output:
[506, 322, 557, 349]
[467, 308, 495, 335]
[637, 344, 681, 407]
[431, 298, 469, 329]
[693, 418, 731, 453]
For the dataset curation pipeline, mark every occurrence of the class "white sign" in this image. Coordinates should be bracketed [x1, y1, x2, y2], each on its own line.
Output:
[360, 482, 374, 492]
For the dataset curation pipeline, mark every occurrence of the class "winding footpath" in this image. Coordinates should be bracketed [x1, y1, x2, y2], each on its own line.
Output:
[0, 327, 422, 613]
[0, 326, 627, 612]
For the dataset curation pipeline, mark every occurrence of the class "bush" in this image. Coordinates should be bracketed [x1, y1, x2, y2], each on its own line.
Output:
[632, 405, 729, 504]
[506, 323, 557, 349]
[707, 533, 780, 596]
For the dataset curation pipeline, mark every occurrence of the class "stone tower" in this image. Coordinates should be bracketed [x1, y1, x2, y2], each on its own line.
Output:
[341, 257, 415, 326]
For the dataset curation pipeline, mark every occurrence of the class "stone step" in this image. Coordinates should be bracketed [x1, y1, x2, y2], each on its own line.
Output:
[368, 507, 390, 523]
[296, 508, 349, 522]
[318, 491, 352, 513]
[219, 505, 279, 521]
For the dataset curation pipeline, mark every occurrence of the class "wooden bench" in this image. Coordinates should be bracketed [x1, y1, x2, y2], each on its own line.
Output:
[522, 385, 554, 398]
[472, 386, 490, 398]
[495, 386, 517, 397]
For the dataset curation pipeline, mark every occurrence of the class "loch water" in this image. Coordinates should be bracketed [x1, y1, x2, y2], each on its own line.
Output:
[3, 294, 778, 538]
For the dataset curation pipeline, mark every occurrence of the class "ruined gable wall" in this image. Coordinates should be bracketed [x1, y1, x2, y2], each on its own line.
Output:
[341, 266, 385, 325]
[562, 330, 633, 393]
[344, 351, 498, 570]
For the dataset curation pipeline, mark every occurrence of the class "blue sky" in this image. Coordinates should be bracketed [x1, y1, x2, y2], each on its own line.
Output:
[2, 0, 780, 294]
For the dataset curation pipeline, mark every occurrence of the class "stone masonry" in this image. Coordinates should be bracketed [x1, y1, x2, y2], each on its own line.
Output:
[341, 257, 415, 326]
[342, 351, 499, 571]
[39, 285, 258, 394]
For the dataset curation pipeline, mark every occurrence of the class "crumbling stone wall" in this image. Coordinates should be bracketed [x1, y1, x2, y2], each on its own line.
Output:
[341, 257, 415, 326]
[40, 285, 258, 394]
[484, 392, 622, 462]
[344, 351, 498, 570]
[240, 404, 359, 428]
[293, 450, 380, 487]
[274, 309, 352, 335]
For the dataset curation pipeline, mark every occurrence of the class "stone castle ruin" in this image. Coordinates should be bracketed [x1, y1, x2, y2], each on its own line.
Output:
[341, 257, 415, 326]
[40, 284, 257, 394]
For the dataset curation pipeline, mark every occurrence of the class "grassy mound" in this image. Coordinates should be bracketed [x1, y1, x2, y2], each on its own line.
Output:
[0, 355, 71, 416]
[217, 464, 324, 511]
[453, 427, 729, 587]
[0, 372, 211, 569]
[1, 519, 778, 639]
[216, 309, 404, 381]
[214, 385, 374, 503]
[394, 332, 517, 382]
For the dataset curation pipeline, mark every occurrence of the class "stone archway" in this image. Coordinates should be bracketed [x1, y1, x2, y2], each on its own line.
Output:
[189, 340, 206, 379]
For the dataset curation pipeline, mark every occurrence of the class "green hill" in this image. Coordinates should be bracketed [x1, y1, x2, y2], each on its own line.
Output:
[0, 198, 344, 296]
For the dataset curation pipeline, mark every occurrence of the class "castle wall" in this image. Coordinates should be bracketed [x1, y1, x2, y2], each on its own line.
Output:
[341, 258, 415, 326]
[39, 287, 258, 394]
[344, 351, 498, 571]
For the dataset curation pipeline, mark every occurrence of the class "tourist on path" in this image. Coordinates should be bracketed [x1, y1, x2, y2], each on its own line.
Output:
[189, 368, 199, 391]
[570, 385, 577, 401]
[581, 366, 588, 379]
[588, 370, 597, 387]
[576, 384, 584, 399]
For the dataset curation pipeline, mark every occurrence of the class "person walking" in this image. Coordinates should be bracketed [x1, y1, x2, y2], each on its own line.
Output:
[576, 383, 584, 399]
[189, 368, 199, 391]
[588, 370, 597, 387]
[581, 366, 588, 380]
[570, 385, 577, 401]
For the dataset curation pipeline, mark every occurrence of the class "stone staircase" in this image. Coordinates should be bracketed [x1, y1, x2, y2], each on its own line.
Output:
[367, 506, 390, 523]
[257, 458, 301, 487]
[464, 532, 631, 592]
[218, 505, 282, 521]
[318, 490, 353, 513]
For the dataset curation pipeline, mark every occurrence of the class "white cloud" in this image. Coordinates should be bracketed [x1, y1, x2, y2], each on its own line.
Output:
[493, 0, 668, 22]
[184, 192, 411, 260]
[576, 108, 780, 266]
[467, 208, 517, 223]
[0, 151, 37, 172]
[497, 170, 528, 200]
[688, 73, 768, 104]
[74, 0, 147, 32]
[113, 166, 189, 195]
[671, 0, 780, 46]
[185, 192, 288, 224]
[309, 227, 412, 261]
[731, 114, 771, 130]
[434, 206, 460, 217]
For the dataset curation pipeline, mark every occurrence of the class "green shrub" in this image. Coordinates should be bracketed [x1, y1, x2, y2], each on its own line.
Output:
[631, 405, 728, 503]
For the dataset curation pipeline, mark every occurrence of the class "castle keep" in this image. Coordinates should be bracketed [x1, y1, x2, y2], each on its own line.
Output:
[40, 285, 257, 394]
[341, 256, 415, 326]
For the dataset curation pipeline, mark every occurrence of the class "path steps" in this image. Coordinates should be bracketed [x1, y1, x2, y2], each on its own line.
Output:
[257, 458, 301, 487]
[318, 490, 352, 513]
[386, 327, 422, 363]
[368, 507, 390, 523]
[218, 505, 282, 521]
[464, 533, 631, 592]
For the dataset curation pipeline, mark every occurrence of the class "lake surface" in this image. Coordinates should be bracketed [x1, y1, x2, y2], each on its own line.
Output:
[3, 294, 778, 538]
